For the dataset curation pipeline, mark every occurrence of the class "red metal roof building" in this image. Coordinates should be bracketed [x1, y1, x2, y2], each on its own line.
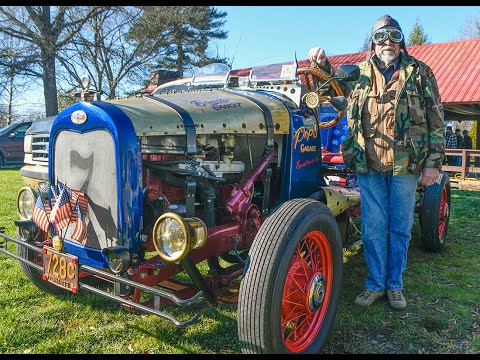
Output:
[230, 38, 480, 122]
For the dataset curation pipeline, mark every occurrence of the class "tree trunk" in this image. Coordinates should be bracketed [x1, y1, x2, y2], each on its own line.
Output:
[7, 66, 13, 125]
[176, 35, 184, 78]
[42, 51, 59, 117]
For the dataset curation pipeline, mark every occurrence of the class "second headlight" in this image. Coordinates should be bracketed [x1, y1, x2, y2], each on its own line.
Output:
[17, 186, 37, 220]
[152, 213, 207, 263]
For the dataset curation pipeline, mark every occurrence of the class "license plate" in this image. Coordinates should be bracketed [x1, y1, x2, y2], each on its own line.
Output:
[42, 246, 79, 293]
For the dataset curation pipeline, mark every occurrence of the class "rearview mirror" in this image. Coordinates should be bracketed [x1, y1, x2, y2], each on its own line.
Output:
[335, 65, 360, 82]
[8, 133, 16, 139]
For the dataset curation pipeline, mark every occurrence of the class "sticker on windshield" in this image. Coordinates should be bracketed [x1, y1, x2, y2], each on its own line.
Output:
[280, 64, 295, 79]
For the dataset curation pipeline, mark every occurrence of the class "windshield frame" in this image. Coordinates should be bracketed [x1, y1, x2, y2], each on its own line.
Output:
[248, 59, 299, 84]
[191, 63, 231, 87]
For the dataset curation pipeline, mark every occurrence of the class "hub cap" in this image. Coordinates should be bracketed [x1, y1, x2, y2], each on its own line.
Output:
[308, 274, 326, 312]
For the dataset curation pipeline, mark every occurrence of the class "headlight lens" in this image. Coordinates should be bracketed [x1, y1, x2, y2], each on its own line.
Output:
[17, 186, 37, 220]
[153, 213, 207, 263]
[154, 214, 189, 262]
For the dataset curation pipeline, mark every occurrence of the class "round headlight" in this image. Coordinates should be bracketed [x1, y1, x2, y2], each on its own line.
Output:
[17, 186, 37, 220]
[152, 213, 207, 263]
[189, 218, 207, 250]
[153, 213, 189, 263]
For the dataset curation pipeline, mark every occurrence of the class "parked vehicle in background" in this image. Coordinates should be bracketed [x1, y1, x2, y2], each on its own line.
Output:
[20, 116, 55, 190]
[0, 121, 32, 167]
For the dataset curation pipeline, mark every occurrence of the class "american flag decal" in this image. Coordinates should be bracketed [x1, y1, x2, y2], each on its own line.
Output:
[32, 195, 50, 233]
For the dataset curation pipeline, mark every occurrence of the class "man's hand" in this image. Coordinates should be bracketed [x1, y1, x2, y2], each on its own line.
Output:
[308, 47, 327, 67]
[420, 167, 440, 186]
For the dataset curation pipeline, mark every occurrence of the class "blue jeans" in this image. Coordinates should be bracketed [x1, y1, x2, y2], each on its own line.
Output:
[357, 169, 419, 291]
[455, 156, 462, 166]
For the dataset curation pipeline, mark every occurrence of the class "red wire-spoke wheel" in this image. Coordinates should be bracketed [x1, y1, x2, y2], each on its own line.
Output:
[281, 230, 332, 352]
[438, 185, 449, 238]
[238, 199, 343, 354]
[419, 171, 451, 252]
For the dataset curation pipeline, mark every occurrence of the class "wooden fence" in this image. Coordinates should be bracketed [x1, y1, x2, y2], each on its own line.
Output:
[442, 149, 480, 180]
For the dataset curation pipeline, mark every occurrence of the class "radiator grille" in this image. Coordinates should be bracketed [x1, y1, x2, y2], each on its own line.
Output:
[54, 130, 118, 249]
[32, 134, 50, 162]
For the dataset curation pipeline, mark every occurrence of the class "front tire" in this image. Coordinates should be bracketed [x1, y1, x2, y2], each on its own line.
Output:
[238, 199, 343, 353]
[419, 171, 451, 252]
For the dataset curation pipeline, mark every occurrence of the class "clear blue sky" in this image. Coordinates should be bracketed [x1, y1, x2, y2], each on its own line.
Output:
[213, 6, 480, 70]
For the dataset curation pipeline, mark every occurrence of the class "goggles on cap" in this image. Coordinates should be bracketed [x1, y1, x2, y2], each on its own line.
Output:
[371, 28, 404, 45]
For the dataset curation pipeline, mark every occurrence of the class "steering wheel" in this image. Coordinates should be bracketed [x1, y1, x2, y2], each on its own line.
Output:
[296, 66, 346, 129]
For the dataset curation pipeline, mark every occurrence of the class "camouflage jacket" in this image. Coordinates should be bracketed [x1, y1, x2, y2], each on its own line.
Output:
[317, 53, 445, 175]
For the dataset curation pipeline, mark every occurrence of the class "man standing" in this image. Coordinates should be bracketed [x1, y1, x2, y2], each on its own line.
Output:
[463, 129, 473, 167]
[455, 128, 464, 166]
[445, 126, 457, 166]
[308, 14, 445, 311]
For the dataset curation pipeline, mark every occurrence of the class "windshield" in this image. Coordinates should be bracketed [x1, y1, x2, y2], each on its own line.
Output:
[191, 63, 230, 86]
[151, 81, 191, 95]
[249, 60, 298, 83]
[0, 123, 19, 135]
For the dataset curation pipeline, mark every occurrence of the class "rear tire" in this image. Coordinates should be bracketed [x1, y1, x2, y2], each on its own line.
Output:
[16, 229, 67, 295]
[419, 171, 451, 252]
[238, 199, 343, 353]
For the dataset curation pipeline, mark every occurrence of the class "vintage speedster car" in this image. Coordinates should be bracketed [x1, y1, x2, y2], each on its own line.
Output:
[0, 60, 450, 353]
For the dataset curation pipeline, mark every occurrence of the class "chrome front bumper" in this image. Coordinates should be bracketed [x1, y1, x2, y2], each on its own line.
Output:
[0, 229, 203, 328]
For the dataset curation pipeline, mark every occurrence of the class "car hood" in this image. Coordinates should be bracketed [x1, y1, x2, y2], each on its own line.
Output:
[106, 89, 292, 136]
[26, 116, 56, 135]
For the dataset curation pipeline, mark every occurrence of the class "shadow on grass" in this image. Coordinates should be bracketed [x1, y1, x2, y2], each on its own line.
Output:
[130, 303, 240, 354]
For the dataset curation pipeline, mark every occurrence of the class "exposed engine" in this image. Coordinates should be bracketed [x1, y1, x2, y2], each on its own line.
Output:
[140, 132, 282, 255]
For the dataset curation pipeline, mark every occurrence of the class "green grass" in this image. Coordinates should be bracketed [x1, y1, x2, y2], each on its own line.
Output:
[0, 169, 478, 354]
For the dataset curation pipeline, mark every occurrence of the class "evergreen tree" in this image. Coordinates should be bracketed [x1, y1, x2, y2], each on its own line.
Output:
[407, 18, 430, 46]
[130, 6, 228, 78]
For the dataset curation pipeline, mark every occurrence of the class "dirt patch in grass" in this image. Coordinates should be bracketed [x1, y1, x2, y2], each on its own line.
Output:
[456, 180, 480, 191]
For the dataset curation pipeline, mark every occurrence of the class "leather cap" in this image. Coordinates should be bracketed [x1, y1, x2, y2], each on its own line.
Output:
[372, 14, 402, 34]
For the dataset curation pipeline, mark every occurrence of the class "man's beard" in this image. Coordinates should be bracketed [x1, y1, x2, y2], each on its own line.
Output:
[379, 52, 398, 67]
[376, 45, 399, 67]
